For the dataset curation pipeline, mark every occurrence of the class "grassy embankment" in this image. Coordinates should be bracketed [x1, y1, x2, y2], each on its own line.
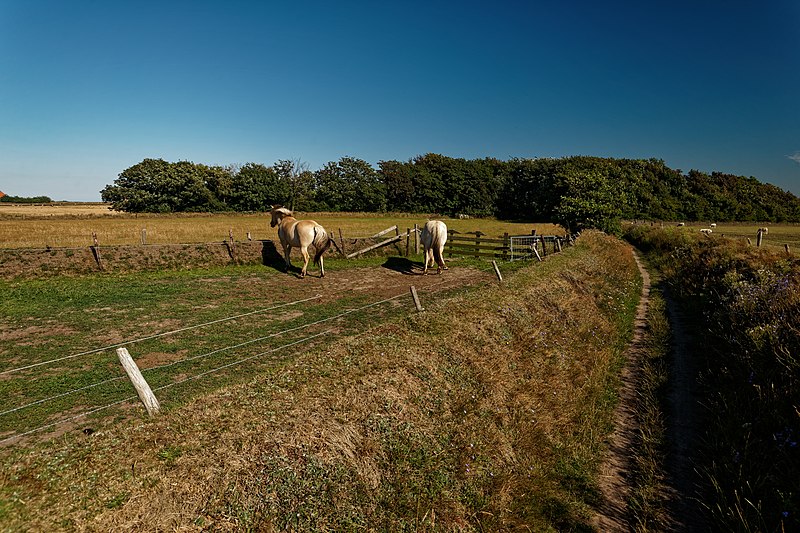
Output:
[1, 231, 640, 531]
[626, 224, 799, 532]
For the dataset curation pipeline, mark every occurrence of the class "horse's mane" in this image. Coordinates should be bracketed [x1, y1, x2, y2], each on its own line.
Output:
[272, 206, 293, 217]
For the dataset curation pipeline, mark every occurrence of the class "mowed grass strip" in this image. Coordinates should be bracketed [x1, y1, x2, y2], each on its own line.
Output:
[0, 231, 641, 531]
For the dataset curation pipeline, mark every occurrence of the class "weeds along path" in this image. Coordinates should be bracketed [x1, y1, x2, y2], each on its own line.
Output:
[593, 249, 651, 531]
[663, 291, 705, 531]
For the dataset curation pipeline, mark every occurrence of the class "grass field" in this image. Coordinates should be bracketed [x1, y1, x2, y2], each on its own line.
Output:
[0, 203, 561, 249]
[0, 231, 642, 530]
[636, 221, 800, 254]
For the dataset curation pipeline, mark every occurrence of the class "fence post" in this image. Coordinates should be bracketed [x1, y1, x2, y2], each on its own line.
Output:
[785, 244, 791, 254]
[116, 347, 161, 416]
[140, 228, 147, 245]
[410, 286, 424, 312]
[474, 231, 483, 258]
[247, 232, 252, 241]
[90, 232, 104, 270]
[502, 233, 509, 261]
[555, 238, 562, 253]
[492, 260, 503, 282]
[757, 229, 763, 247]
[414, 224, 419, 254]
[406, 228, 411, 257]
[338, 228, 346, 255]
[541, 237, 547, 257]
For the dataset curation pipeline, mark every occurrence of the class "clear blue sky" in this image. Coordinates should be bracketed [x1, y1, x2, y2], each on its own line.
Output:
[2, 0, 799, 201]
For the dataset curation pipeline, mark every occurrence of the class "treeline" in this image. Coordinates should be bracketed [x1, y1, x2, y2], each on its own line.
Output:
[100, 155, 800, 230]
[0, 194, 53, 203]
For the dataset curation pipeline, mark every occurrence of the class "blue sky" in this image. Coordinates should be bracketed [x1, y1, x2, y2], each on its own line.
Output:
[1, 0, 799, 201]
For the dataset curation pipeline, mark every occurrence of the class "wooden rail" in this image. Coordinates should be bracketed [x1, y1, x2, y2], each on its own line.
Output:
[445, 230, 568, 260]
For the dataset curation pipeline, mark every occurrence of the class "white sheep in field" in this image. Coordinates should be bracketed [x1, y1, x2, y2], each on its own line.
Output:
[710, 223, 717, 228]
[700, 228, 713, 234]
[677, 222, 685, 227]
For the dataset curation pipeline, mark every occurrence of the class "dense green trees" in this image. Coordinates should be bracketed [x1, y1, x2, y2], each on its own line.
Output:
[101, 155, 800, 229]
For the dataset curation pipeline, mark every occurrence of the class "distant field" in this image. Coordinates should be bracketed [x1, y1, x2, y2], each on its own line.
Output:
[0, 203, 561, 249]
[660, 221, 800, 253]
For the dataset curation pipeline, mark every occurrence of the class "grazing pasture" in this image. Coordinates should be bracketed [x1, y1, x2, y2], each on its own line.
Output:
[0, 203, 561, 249]
[655, 221, 800, 253]
[0, 231, 643, 531]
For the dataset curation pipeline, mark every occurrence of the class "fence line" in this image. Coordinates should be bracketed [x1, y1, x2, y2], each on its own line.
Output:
[0, 331, 330, 446]
[0, 294, 322, 376]
[0, 290, 413, 418]
[1, 277, 459, 444]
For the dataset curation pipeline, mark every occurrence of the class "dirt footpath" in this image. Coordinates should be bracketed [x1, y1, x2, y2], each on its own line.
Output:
[593, 249, 705, 532]
[593, 250, 651, 531]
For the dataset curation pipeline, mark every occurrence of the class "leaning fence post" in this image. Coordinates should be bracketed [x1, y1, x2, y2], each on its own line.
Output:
[410, 286, 424, 312]
[757, 229, 763, 247]
[90, 232, 104, 270]
[785, 244, 791, 254]
[492, 260, 503, 282]
[116, 347, 161, 416]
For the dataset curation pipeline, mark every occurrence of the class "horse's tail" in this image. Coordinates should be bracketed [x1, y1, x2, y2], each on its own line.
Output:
[313, 226, 332, 266]
[432, 222, 448, 270]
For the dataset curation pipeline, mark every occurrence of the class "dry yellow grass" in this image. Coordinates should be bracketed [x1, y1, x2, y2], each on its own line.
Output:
[0, 204, 562, 249]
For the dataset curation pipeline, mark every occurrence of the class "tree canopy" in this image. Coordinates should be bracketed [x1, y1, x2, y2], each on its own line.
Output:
[100, 155, 800, 230]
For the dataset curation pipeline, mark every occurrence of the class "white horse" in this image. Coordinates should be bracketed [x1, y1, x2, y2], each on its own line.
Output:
[420, 220, 448, 275]
[269, 205, 331, 278]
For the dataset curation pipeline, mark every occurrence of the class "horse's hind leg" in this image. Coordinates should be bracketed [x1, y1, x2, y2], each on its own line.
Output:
[300, 247, 310, 278]
[319, 255, 325, 277]
[283, 245, 292, 272]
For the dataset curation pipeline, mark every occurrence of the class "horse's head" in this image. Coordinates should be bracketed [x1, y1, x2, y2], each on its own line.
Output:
[269, 205, 292, 228]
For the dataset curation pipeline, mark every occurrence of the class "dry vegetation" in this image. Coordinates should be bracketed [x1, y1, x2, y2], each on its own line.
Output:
[0, 231, 641, 531]
[0, 203, 562, 249]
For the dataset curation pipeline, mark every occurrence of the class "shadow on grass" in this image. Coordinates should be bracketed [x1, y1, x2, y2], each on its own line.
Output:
[381, 256, 423, 275]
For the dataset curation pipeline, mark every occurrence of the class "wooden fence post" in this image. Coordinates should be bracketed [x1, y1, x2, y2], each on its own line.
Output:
[406, 228, 411, 257]
[555, 238, 562, 253]
[410, 286, 424, 312]
[532, 241, 542, 262]
[338, 228, 346, 255]
[757, 229, 763, 247]
[414, 224, 419, 254]
[140, 228, 147, 245]
[116, 347, 161, 416]
[474, 231, 483, 258]
[492, 260, 503, 282]
[247, 232, 252, 241]
[502, 233, 509, 261]
[90, 232, 104, 270]
[785, 244, 791, 254]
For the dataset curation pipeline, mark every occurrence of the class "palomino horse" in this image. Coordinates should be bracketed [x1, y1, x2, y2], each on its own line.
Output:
[269, 206, 332, 278]
[420, 220, 448, 275]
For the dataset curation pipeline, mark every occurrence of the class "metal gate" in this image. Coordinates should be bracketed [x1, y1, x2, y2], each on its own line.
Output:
[508, 235, 540, 261]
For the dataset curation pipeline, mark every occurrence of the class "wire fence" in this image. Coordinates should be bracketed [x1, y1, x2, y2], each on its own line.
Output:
[0, 279, 460, 446]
